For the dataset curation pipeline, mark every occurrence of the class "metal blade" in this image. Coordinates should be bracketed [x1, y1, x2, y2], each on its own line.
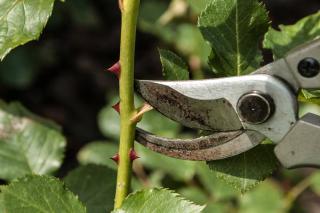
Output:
[135, 128, 265, 161]
[136, 75, 297, 142]
[135, 80, 243, 131]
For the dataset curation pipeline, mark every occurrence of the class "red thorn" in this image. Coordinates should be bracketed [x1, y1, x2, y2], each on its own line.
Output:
[112, 102, 120, 114]
[129, 148, 140, 161]
[110, 153, 120, 164]
[107, 61, 121, 78]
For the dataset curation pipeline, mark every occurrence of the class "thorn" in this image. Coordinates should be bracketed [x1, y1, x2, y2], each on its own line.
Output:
[112, 101, 120, 114]
[129, 148, 140, 161]
[118, 0, 124, 12]
[110, 153, 120, 164]
[107, 61, 121, 78]
[131, 103, 153, 123]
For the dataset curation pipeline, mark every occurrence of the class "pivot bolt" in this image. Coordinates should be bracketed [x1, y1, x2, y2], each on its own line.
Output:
[298, 57, 320, 78]
[237, 92, 275, 125]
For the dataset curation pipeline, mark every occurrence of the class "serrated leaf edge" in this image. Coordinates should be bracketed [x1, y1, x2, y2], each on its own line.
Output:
[120, 187, 205, 211]
[1, 174, 87, 212]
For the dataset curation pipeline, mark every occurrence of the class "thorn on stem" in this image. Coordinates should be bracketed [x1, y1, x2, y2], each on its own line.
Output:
[129, 148, 140, 161]
[107, 61, 121, 78]
[131, 103, 153, 123]
[112, 101, 120, 114]
[111, 153, 120, 164]
[118, 0, 124, 12]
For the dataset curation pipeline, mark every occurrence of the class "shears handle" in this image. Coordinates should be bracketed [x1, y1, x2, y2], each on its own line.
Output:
[275, 113, 320, 169]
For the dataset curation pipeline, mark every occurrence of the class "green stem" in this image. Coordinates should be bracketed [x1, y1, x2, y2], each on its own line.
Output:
[114, 0, 140, 209]
[283, 176, 312, 211]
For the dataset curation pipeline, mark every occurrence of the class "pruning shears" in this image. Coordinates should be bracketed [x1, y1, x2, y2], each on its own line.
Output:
[134, 38, 320, 169]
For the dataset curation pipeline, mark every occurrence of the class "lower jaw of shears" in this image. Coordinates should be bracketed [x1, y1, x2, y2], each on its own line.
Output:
[135, 128, 265, 161]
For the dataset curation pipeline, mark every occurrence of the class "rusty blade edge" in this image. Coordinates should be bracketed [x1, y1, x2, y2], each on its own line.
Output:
[135, 128, 265, 161]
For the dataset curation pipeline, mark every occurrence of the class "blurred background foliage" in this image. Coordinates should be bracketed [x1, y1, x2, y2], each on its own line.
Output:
[1, 0, 320, 212]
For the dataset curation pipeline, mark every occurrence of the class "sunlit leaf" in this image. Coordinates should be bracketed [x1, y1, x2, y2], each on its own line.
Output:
[264, 11, 320, 102]
[113, 188, 205, 213]
[1, 175, 86, 213]
[198, 0, 269, 76]
[264, 11, 320, 59]
[0, 101, 65, 181]
[0, 0, 56, 60]
[159, 49, 189, 80]
[197, 0, 277, 192]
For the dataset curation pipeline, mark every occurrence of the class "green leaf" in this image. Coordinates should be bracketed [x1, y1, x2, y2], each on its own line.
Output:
[186, 0, 211, 14]
[175, 24, 211, 64]
[310, 172, 320, 196]
[64, 165, 116, 213]
[136, 143, 196, 181]
[239, 180, 284, 213]
[198, 0, 269, 76]
[198, 0, 277, 192]
[0, 101, 66, 181]
[0, 0, 55, 60]
[98, 97, 121, 140]
[207, 144, 278, 193]
[178, 186, 208, 204]
[77, 141, 118, 170]
[1, 175, 86, 213]
[113, 188, 205, 213]
[263, 11, 320, 59]
[0, 47, 39, 88]
[159, 49, 189, 80]
[0, 192, 4, 213]
[196, 163, 237, 200]
[263, 11, 320, 103]
[139, 0, 168, 25]
[138, 0, 175, 43]
[138, 107, 181, 138]
[203, 203, 230, 213]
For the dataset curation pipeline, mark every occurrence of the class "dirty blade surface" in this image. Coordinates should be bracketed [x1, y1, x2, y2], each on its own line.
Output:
[135, 128, 265, 161]
[135, 80, 242, 131]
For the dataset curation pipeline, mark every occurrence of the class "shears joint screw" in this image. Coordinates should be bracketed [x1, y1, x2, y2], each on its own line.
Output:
[237, 92, 275, 125]
[298, 57, 320, 78]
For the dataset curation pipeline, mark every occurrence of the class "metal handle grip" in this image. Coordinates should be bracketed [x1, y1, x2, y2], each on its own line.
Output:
[275, 113, 320, 169]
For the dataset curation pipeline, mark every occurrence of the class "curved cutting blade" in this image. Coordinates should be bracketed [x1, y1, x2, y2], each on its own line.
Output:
[135, 80, 243, 131]
[135, 128, 265, 161]
[136, 75, 297, 142]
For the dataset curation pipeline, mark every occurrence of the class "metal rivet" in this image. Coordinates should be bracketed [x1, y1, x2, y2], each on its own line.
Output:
[237, 92, 275, 125]
[298, 57, 320, 78]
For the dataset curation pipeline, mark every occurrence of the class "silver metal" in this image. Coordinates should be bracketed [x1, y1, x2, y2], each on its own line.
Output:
[286, 38, 320, 89]
[236, 92, 275, 124]
[136, 80, 242, 131]
[136, 128, 265, 161]
[254, 38, 320, 91]
[134, 38, 320, 164]
[275, 113, 320, 168]
[136, 74, 297, 142]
